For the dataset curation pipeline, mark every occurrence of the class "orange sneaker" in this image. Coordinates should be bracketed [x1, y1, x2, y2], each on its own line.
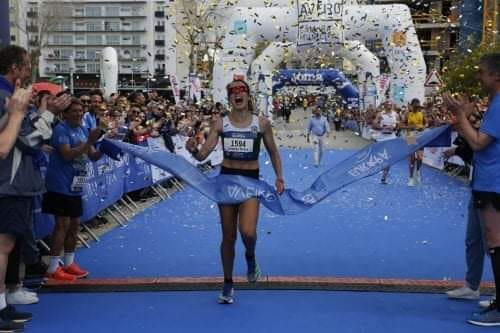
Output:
[45, 267, 76, 281]
[63, 263, 89, 279]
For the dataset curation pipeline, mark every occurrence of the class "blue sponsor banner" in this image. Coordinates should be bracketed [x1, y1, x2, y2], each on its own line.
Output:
[272, 69, 359, 107]
[102, 125, 451, 216]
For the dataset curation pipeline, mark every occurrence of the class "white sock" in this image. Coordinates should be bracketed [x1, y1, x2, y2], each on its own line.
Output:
[64, 252, 75, 267]
[0, 292, 6, 310]
[48, 256, 61, 273]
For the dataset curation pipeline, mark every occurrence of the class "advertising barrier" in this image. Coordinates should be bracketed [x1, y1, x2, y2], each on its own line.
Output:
[34, 136, 223, 239]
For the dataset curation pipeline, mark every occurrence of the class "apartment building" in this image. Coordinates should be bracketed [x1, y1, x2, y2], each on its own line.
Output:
[10, 0, 176, 91]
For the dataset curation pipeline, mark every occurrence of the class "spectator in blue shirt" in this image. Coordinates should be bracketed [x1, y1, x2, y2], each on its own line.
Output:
[444, 53, 500, 327]
[42, 99, 103, 282]
[81, 90, 103, 131]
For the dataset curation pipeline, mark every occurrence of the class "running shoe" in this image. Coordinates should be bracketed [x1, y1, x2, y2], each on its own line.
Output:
[0, 305, 32, 323]
[446, 286, 480, 300]
[45, 267, 76, 282]
[479, 297, 497, 309]
[408, 177, 416, 187]
[217, 285, 234, 304]
[415, 170, 422, 184]
[468, 301, 500, 327]
[381, 176, 388, 185]
[6, 288, 38, 305]
[247, 264, 262, 283]
[63, 263, 89, 279]
[0, 319, 23, 333]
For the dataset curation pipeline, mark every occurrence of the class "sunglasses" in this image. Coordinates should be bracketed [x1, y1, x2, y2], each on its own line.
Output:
[80, 100, 90, 104]
[228, 85, 248, 95]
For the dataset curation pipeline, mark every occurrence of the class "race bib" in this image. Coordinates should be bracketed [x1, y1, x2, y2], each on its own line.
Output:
[70, 171, 88, 193]
[224, 138, 253, 153]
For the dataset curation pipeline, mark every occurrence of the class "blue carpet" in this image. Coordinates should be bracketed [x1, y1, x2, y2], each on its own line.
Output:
[23, 291, 486, 332]
[77, 149, 490, 281]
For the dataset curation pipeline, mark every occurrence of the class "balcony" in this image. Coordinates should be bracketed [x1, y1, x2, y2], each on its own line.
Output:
[412, 13, 458, 29]
[155, 54, 165, 61]
[155, 25, 165, 32]
[27, 11, 38, 18]
[154, 11, 165, 18]
[27, 25, 38, 32]
[155, 68, 165, 75]
[154, 40, 165, 47]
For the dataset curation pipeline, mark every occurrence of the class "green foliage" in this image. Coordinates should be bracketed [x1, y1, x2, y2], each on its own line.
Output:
[441, 43, 500, 96]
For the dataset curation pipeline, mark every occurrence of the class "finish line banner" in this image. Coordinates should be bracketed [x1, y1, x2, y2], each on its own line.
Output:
[101, 125, 451, 216]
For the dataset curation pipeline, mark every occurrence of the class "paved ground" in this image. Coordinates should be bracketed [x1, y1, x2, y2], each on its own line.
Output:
[272, 107, 370, 149]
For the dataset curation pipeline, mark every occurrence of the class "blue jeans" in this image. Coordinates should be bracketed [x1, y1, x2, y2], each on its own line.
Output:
[465, 196, 487, 290]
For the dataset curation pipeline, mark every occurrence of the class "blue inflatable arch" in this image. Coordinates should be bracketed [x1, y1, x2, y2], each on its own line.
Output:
[272, 69, 359, 108]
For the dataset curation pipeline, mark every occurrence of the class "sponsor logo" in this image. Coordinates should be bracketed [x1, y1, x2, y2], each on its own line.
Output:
[227, 185, 276, 202]
[348, 148, 390, 177]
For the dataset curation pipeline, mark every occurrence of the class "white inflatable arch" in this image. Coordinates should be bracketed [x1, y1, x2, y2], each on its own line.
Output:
[213, 1, 426, 107]
[249, 40, 381, 115]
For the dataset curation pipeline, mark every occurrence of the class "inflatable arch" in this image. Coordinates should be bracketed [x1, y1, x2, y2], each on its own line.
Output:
[100, 47, 118, 98]
[249, 40, 380, 115]
[213, 1, 426, 108]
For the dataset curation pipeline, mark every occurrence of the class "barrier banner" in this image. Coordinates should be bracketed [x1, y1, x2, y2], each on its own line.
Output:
[102, 125, 451, 215]
[82, 154, 127, 222]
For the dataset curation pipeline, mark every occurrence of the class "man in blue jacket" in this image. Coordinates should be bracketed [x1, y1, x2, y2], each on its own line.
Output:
[0, 45, 69, 332]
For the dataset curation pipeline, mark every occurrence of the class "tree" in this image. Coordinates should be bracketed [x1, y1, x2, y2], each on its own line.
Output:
[15, 0, 69, 81]
[441, 43, 500, 96]
[172, 0, 230, 82]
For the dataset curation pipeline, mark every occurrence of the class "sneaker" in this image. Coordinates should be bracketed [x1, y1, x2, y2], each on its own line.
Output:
[217, 285, 234, 305]
[0, 319, 24, 333]
[415, 170, 421, 184]
[0, 305, 32, 323]
[45, 267, 76, 282]
[381, 177, 388, 185]
[25, 261, 48, 279]
[479, 297, 497, 309]
[6, 289, 38, 305]
[62, 263, 89, 279]
[468, 302, 500, 327]
[247, 264, 262, 283]
[408, 177, 416, 187]
[446, 286, 480, 300]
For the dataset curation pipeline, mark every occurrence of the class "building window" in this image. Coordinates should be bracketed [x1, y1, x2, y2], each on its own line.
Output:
[60, 49, 73, 58]
[105, 6, 120, 16]
[106, 35, 120, 45]
[75, 50, 86, 59]
[87, 49, 100, 60]
[75, 22, 85, 31]
[74, 8, 84, 16]
[58, 21, 73, 31]
[87, 22, 102, 31]
[74, 35, 85, 44]
[120, 7, 131, 15]
[104, 21, 120, 31]
[131, 7, 142, 16]
[10, 35, 16, 42]
[85, 7, 102, 17]
[87, 63, 100, 73]
[87, 35, 102, 45]
[132, 36, 141, 45]
[75, 64, 86, 72]
[122, 22, 131, 31]
[121, 36, 132, 45]
[53, 35, 73, 45]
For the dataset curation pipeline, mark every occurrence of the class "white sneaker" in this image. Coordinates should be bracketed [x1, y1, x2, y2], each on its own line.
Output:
[479, 297, 496, 309]
[446, 286, 480, 300]
[6, 288, 39, 305]
[408, 177, 416, 187]
[415, 170, 421, 184]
